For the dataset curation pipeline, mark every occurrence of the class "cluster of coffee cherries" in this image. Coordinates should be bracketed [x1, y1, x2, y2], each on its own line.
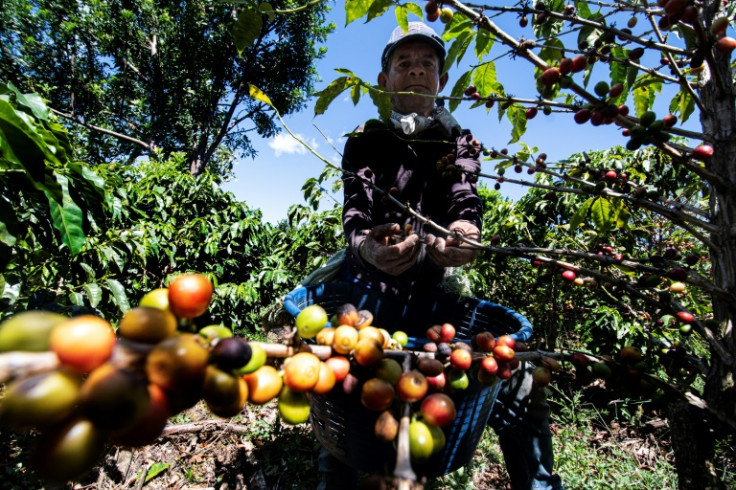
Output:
[305, 304, 459, 461]
[420, 323, 522, 388]
[296, 301, 532, 461]
[0, 273, 270, 483]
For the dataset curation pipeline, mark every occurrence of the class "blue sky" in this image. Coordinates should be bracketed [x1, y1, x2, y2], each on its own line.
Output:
[222, 2, 698, 223]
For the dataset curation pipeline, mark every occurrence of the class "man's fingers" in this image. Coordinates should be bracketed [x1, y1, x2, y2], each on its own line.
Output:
[370, 223, 401, 240]
[381, 244, 420, 275]
[433, 237, 446, 253]
[391, 234, 419, 254]
[427, 242, 478, 267]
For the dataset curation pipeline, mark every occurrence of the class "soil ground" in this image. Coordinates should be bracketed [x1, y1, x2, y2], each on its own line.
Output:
[2, 398, 510, 490]
[2, 379, 718, 490]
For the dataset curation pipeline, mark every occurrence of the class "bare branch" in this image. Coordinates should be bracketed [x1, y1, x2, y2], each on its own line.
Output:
[50, 108, 154, 151]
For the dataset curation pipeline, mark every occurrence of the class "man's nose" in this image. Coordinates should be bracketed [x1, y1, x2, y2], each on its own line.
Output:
[408, 62, 426, 76]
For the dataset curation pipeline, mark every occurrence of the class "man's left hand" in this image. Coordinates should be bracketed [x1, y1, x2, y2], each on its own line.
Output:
[425, 220, 480, 268]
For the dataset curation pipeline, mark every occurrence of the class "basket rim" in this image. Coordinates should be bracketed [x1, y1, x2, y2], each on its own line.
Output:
[283, 281, 533, 342]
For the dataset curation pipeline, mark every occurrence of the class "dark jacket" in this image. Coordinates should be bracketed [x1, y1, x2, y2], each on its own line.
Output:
[341, 117, 483, 301]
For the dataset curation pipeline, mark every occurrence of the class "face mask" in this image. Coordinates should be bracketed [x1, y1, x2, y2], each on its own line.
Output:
[388, 106, 461, 138]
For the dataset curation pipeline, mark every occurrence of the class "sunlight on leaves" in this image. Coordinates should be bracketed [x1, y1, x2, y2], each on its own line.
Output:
[248, 84, 273, 108]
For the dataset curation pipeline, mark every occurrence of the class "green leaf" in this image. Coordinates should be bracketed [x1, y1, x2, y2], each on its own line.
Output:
[443, 31, 473, 76]
[109, 195, 123, 220]
[0, 98, 58, 180]
[0, 195, 18, 247]
[5, 82, 49, 121]
[515, 142, 534, 163]
[232, 9, 262, 55]
[368, 86, 392, 122]
[349, 84, 362, 106]
[394, 3, 425, 30]
[582, 62, 594, 89]
[248, 84, 273, 108]
[145, 462, 171, 483]
[632, 75, 662, 116]
[609, 46, 628, 86]
[366, 0, 392, 22]
[590, 197, 613, 233]
[673, 23, 698, 50]
[395, 4, 409, 31]
[670, 88, 695, 124]
[69, 291, 84, 306]
[538, 38, 564, 66]
[46, 173, 85, 256]
[472, 61, 501, 99]
[615, 201, 631, 229]
[534, 0, 567, 38]
[449, 70, 473, 113]
[258, 2, 275, 22]
[80, 262, 96, 280]
[68, 161, 106, 200]
[507, 104, 527, 144]
[345, 0, 372, 25]
[443, 16, 473, 41]
[576, 25, 599, 54]
[625, 65, 638, 91]
[574, 0, 594, 19]
[403, 2, 424, 21]
[106, 278, 131, 313]
[102, 246, 126, 273]
[2, 278, 20, 305]
[474, 28, 493, 60]
[569, 198, 593, 232]
[313, 76, 352, 116]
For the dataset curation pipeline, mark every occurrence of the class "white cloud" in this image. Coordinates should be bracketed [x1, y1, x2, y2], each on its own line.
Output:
[268, 133, 319, 157]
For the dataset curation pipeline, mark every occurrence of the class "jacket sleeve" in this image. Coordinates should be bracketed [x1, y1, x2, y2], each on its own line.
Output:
[445, 131, 483, 230]
[341, 129, 375, 265]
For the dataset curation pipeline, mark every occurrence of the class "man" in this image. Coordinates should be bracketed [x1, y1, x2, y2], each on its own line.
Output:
[323, 21, 564, 490]
[341, 22, 482, 300]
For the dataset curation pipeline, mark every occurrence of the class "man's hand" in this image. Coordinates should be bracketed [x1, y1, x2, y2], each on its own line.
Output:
[358, 223, 421, 276]
[425, 220, 480, 268]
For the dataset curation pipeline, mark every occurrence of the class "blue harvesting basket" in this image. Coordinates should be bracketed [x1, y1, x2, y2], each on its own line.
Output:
[282, 281, 533, 477]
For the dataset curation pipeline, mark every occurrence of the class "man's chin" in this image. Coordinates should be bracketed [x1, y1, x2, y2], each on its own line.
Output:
[393, 96, 436, 115]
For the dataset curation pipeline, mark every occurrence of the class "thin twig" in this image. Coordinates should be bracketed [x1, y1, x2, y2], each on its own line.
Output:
[50, 108, 153, 151]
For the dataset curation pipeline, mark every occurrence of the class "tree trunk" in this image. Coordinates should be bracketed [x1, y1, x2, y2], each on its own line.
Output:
[669, 402, 722, 489]
[190, 154, 206, 176]
[671, 2, 736, 487]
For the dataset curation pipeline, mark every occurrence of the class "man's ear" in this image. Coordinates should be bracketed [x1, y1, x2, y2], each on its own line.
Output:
[439, 72, 449, 92]
[377, 72, 388, 88]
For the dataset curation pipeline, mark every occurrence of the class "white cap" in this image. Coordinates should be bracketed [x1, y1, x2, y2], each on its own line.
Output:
[381, 22, 445, 71]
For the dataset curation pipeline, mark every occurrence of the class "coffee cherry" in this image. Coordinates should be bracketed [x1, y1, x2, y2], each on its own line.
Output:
[540, 67, 561, 86]
[691, 144, 714, 161]
[628, 47, 644, 61]
[440, 7, 454, 23]
[146, 333, 209, 391]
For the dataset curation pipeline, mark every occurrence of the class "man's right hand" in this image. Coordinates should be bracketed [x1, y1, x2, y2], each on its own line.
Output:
[358, 223, 421, 276]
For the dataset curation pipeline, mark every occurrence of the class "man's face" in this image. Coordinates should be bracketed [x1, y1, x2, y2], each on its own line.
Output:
[378, 41, 448, 117]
